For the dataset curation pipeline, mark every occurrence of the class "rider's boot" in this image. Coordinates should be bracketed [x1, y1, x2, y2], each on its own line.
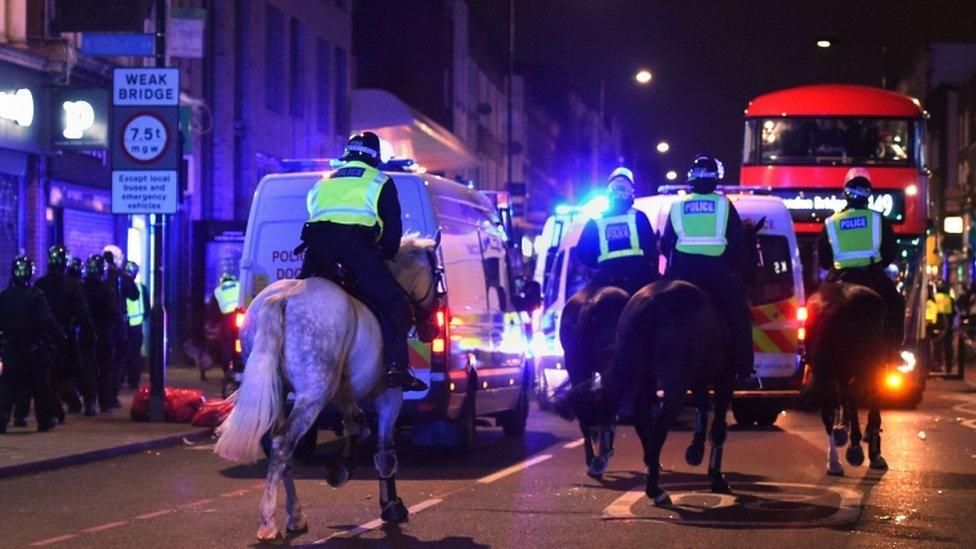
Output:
[865, 429, 888, 470]
[384, 362, 428, 392]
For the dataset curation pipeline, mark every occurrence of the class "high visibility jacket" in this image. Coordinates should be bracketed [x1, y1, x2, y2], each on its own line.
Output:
[595, 210, 644, 263]
[306, 160, 387, 238]
[126, 284, 145, 327]
[825, 208, 882, 269]
[926, 299, 938, 324]
[669, 193, 729, 257]
[935, 292, 953, 315]
[213, 280, 240, 315]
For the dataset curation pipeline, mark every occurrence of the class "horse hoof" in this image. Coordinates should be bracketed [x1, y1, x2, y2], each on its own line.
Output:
[381, 497, 409, 523]
[869, 455, 889, 470]
[685, 443, 705, 466]
[286, 512, 309, 534]
[587, 455, 607, 479]
[647, 488, 672, 507]
[827, 461, 844, 477]
[710, 475, 732, 494]
[832, 425, 849, 447]
[256, 524, 281, 542]
[846, 444, 865, 466]
[326, 465, 350, 488]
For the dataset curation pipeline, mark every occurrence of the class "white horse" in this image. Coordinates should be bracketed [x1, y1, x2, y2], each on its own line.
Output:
[215, 234, 439, 542]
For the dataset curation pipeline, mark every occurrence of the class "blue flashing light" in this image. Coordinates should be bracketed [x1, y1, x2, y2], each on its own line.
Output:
[555, 204, 572, 216]
[582, 195, 610, 218]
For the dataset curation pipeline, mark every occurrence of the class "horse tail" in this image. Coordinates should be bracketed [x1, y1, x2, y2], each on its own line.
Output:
[215, 292, 285, 462]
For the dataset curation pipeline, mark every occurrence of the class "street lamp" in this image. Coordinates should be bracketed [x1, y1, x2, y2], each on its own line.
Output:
[816, 39, 832, 48]
[635, 69, 653, 85]
[656, 141, 670, 154]
[665, 170, 678, 181]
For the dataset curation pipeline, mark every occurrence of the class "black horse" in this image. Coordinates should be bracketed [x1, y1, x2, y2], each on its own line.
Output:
[588, 279, 731, 505]
[802, 281, 889, 475]
[559, 283, 630, 477]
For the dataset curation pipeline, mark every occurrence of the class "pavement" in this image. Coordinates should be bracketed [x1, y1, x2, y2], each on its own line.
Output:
[1, 375, 975, 548]
[0, 366, 220, 479]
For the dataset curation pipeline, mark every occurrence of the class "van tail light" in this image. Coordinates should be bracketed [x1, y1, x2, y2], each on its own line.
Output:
[431, 306, 450, 370]
[796, 305, 807, 342]
[234, 308, 246, 330]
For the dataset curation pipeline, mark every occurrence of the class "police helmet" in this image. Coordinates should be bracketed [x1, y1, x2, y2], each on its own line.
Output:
[67, 257, 83, 278]
[606, 166, 636, 202]
[123, 260, 139, 278]
[340, 132, 382, 167]
[47, 245, 70, 272]
[10, 255, 34, 286]
[843, 167, 872, 203]
[687, 155, 725, 192]
[86, 254, 106, 280]
[102, 244, 123, 267]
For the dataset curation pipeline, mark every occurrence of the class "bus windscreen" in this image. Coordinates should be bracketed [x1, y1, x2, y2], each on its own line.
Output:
[745, 117, 912, 167]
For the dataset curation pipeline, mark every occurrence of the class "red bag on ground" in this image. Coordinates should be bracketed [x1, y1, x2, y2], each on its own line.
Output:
[191, 398, 234, 427]
[166, 388, 206, 423]
[130, 386, 207, 423]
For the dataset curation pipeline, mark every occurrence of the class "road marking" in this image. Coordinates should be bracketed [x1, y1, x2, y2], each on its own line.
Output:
[82, 521, 128, 533]
[313, 498, 444, 543]
[220, 489, 249, 498]
[181, 498, 215, 507]
[563, 438, 585, 449]
[477, 454, 553, 484]
[29, 534, 77, 546]
[602, 481, 863, 527]
[135, 509, 174, 520]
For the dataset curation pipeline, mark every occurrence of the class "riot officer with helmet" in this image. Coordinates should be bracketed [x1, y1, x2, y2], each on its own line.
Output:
[82, 254, 122, 412]
[35, 245, 97, 417]
[0, 256, 66, 433]
[103, 246, 138, 402]
[123, 261, 149, 390]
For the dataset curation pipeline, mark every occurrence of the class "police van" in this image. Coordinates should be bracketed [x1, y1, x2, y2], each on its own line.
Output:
[535, 189, 806, 425]
[234, 159, 537, 447]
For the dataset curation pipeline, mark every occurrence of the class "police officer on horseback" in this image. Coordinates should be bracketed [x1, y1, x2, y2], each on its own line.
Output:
[661, 155, 755, 383]
[298, 131, 427, 392]
[577, 167, 659, 295]
[818, 167, 905, 354]
[0, 256, 66, 433]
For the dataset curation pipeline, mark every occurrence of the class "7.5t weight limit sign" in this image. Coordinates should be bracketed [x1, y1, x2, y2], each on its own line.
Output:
[120, 111, 171, 163]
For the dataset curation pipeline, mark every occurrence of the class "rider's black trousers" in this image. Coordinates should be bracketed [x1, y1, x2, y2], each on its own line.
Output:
[298, 224, 411, 369]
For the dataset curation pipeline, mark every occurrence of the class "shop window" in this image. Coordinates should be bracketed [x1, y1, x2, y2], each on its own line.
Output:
[335, 46, 349, 136]
[316, 39, 332, 134]
[288, 18, 305, 119]
[264, 5, 285, 112]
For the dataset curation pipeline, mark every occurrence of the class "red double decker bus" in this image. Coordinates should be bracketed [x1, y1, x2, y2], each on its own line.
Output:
[740, 84, 929, 290]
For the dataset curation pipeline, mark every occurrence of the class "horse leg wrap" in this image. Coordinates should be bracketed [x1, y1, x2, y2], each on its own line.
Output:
[600, 424, 615, 457]
[379, 475, 398, 507]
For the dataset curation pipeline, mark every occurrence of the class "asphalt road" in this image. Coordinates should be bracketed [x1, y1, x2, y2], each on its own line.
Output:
[3, 378, 976, 548]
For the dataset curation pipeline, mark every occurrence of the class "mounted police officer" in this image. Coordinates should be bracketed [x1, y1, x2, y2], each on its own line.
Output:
[0, 256, 66, 433]
[818, 167, 904, 355]
[123, 261, 149, 390]
[661, 155, 755, 383]
[297, 131, 426, 391]
[578, 167, 659, 295]
[35, 245, 97, 418]
[82, 254, 122, 412]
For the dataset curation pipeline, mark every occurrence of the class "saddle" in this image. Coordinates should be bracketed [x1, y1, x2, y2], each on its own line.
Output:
[313, 260, 363, 295]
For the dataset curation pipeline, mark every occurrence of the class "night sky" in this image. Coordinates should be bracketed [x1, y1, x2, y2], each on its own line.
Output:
[470, 0, 976, 186]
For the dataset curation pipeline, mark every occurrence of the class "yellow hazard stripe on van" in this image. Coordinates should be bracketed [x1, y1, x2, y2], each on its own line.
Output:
[752, 326, 799, 353]
[408, 339, 431, 369]
[750, 298, 800, 354]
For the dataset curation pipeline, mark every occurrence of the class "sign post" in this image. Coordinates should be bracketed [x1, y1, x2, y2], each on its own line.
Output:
[109, 0, 176, 422]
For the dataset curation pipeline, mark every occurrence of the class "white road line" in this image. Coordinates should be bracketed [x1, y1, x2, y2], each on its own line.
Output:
[29, 534, 78, 546]
[82, 521, 128, 533]
[313, 498, 444, 543]
[135, 509, 174, 520]
[477, 454, 553, 484]
[563, 438, 585, 449]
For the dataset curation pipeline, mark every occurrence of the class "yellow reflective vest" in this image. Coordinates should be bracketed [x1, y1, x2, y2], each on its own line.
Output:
[825, 208, 881, 269]
[669, 193, 729, 257]
[306, 160, 387, 238]
[595, 211, 643, 263]
[126, 284, 146, 327]
[213, 280, 240, 315]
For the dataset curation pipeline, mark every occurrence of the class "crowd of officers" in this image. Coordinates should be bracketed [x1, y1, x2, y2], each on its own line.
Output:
[0, 245, 148, 433]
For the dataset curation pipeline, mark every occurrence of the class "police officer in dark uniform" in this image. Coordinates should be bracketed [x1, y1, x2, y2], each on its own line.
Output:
[67, 257, 83, 280]
[82, 254, 122, 412]
[0, 256, 66, 433]
[298, 131, 426, 391]
[35, 245, 97, 418]
[817, 167, 904, 355]
[103, 247, 138, 402]
[123, 260, 149, 390]
[577, 167, 659, 295]
[661, 155, 755, 382]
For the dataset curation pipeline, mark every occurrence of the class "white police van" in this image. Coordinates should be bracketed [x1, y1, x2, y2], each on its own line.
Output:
[235, 159, 537, 447]
[535, 189, 806, 425]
